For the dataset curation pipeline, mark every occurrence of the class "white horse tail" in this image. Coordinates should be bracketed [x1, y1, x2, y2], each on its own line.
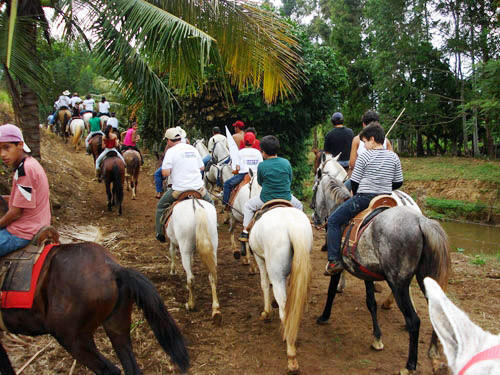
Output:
[283, 226, 312, 347]
[195, 203, 217, 280]
[72, 122, 82, 146]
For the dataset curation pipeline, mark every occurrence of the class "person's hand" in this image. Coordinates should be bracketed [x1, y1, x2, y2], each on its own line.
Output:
[232, 170, 238, 175]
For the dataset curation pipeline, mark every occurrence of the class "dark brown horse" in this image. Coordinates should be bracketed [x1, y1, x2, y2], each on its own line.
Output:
[102, 155, 125, 215]
[89, 134, 103, 165]
[0, 203, 189, 375]
[56, 108, 72, 141]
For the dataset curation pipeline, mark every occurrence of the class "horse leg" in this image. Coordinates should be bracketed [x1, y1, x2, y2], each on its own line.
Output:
[337, 271, 346, 293]
[390, 283, 420, 375]
[168, 241, 177, 275]
[365, 281, 383, 351]
[132, 180, 136, 200]
[208, 270, 221, 325]
[102, 297, 141, 375]
[254, 255, 272, 321]
[0, 343, 15, 375]
[106, 182, 113, 211]
[179, 249, 196, 311]
[316, 272, 342, 324]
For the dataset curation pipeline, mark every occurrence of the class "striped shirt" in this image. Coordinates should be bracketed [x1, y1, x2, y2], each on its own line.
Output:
[351, 149, 403, 194]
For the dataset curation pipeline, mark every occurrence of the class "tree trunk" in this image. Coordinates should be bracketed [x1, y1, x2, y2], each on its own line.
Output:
[416, 128, 424, 156]
[19, 81, 40, 159]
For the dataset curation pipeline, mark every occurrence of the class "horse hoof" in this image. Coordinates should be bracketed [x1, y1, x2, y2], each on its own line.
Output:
[242, 257, 249, 265]
[233, 250, 240, 260]
[316, 316, 329, 325]
[212, 311, 222, 326]
[260, 311, 271, 321]
[287, 357, 300, 375]
[400, 368, 416, 375]
[370, 338, 384, 351]
[374, 283, 383, 293]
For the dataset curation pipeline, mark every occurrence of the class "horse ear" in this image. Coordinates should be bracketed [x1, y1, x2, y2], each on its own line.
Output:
[333, 153, 341, 161]
[425, 277, 485, 369]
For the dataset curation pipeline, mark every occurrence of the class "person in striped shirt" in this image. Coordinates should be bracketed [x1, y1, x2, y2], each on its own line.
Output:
[325, 122, 403, 275]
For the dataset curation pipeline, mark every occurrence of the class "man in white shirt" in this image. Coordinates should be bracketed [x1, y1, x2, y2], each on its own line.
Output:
[107, 112, 119, 129]
[203, 126, 228, 165]
[98, 97, 111, 116]
[81, 94, 95, 115]
[155, 128, 213, 242]
[56, 90, 71, 109]
[70, 92, 82, 110]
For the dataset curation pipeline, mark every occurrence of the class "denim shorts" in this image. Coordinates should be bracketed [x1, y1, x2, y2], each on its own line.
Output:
[0, 228, 31, 257]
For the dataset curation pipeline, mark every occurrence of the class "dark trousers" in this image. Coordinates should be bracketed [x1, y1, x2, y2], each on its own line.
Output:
[223, 173, 246, 205]
[327, 193, 379, 262]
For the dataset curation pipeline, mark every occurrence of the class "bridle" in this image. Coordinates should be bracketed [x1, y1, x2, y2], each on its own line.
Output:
[458, 344, 500, 375]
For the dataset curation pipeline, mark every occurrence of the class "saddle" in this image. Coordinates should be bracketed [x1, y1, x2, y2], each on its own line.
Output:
[228, 174, 251, 207]
[160, 190, 203, 232]
[246, 199, 293, 233]
[341, 195, 397, 280]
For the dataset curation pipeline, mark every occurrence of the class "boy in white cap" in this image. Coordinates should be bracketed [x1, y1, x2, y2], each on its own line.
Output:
[0, 124, 51, 256]
[155, 128, 212, 242]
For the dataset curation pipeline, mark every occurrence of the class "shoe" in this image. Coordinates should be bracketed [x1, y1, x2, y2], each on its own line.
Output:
[156, 234, 166, 243]
[238, 231, 249, 242]
[324, 261, 343, 276]
[155, 193, 162, 199]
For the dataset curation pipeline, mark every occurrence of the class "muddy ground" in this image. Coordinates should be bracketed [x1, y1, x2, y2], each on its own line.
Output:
[2, 131, 500, 375]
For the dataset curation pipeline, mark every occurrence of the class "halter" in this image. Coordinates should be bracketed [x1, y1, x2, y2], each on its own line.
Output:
[458, 344, 500, 375]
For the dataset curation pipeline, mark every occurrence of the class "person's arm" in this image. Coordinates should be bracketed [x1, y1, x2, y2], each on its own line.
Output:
[121, 131, 126, 140]
[392, 155, 404, 190]
[101, 137, 106, 148]
[351, 181, 359, 195]
[392, 181, 403, 190]
[348, 136, 360, 171]
[0, 207, 22, 228]
[386, 138, 393, 151]
[162, 169, 171, 177]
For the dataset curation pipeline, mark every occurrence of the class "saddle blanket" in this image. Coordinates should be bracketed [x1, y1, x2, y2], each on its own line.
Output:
[1, 243, 57, 309]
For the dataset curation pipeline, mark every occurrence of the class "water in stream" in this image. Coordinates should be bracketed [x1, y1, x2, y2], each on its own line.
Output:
[441, 220, 500, 255]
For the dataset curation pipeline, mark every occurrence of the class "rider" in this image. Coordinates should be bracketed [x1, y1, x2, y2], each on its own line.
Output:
[0, 124, 51, 256]
[85, 112, 104, 153]
[106, 112, 119, 135]
[70, 92, 83, 112]
[81, 94, 95, 115]
[203, 126, 228, 166]
[324, 112, 353, 169]
[95, 125, 124, 182]
[324, 122, 403, 275]
[97, 96, 111, 117]
[121, 122, 144, 165]
[155, 128, 213, 243]
[222, 132, 263, 208]
[238, 135, 303, 242]
[232, 120, 245, 147]
[239, 127, 260, 150]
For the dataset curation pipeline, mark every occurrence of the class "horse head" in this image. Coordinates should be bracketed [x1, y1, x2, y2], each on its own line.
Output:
[212, 141, 230, 164]
[312, 175, 350, 226]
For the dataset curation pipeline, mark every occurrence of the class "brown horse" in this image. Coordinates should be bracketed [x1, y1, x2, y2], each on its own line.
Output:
[102, 155, 125, 215]
[123, 149, 141, 200]
[0, 201, 189, 375]
[89, 134, 103, 164]
[56, 108, 72, 141]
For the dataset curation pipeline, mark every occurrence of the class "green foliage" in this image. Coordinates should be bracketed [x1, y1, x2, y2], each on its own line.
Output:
[425, 197, 487, 220]
[470, 254, 486, 266]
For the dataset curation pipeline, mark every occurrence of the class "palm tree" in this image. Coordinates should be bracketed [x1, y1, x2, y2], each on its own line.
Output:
[0, 0, 301, 158]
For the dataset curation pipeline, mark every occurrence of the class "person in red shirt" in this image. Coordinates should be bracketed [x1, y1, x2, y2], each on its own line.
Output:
[238, 127, 260, 150]
[0, 124, 51, 256]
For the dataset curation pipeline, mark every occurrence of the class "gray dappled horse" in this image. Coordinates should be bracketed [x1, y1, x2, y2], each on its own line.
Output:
[312, 176, 451, 375]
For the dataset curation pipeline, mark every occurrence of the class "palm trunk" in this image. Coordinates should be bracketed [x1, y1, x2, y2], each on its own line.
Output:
[19, 81, 40, 158]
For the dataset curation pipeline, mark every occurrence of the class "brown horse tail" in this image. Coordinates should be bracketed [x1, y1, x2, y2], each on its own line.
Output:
[418, 216, 452, 291]
[113, 266, 190, 372]
[194, 203, 217, 281]
[112, 164, 124, 206]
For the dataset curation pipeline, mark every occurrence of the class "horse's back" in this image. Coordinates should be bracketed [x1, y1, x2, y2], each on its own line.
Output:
[123, 150, 141, 172]
[168, 200, 217, 244]
[232, 178, 261, 222]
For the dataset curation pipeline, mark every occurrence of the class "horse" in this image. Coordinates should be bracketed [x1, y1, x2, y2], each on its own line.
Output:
[312, 177, 451, 375]
[69, 118, 85, 151]
[100, 114, 110, 130]
[249, 207, 312, 374]
[193, 138, 209, 159]
[56, 108, 72, 141]
[123, 149, 141, 200]
[101, 155, 125, 215]
[82, 111, 93, 132]
[204, 141, 232, 192]
[425, 277, 500, 375]
[228, 172, 261, 273]
[0, 201, 189, 375]
[165, 198, 221, 323]
[89, 134, 103, 165]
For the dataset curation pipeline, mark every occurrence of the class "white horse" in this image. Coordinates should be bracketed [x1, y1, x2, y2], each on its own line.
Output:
[166, 199, 221, 323]
[425, 277, 500, 375]
[82, 112, 92, 132]
[204, 141, 232, 192]
[249, 207, 312, 374]
[229, 172, 261, 273]
[193, 138, 209, 158]
[69, 118, 85, 151]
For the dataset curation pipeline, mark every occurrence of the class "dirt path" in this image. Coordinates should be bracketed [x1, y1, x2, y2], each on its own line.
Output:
[4, 132, 500, 375]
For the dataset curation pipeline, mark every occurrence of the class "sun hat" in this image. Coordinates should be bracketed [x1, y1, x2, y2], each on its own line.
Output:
[164, 128, 182, 141]
[232, 120, 245, 128]
[243, 132, 256, 145]
[63, 90, 70, 96]
[0, 124, 31, 152]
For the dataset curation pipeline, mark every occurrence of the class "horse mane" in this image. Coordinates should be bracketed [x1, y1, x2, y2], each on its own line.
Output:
[324, 177, 350, 204]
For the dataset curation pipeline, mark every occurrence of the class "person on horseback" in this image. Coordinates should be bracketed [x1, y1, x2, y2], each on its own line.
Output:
[121, 122, 144, 165]
[324, 112, 353, 169]
[238, 135, 303, 242]
[80, 94, 95, 115]
[70, 92, 82, 111]
[155, 128, 213, 243]
[85, 112, 104, 153]
[238, 127, 260, 150]
[203, 126, 228, 166]
[324, 122, 403, 275]
[98, 96, 111, 117]
[232, 120, 245, 147]
[0, 124, 51, 256]
[222, 132, 262, 208]
[107, 112, 119, 133]
[95, 125, 125, 182]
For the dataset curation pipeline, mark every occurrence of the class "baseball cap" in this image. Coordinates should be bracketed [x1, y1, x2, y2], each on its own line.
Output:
[232, 120, 245, 128]
[243, 132, 256, 144]
[164, 128, 181, 141]
[0, 124, 31, 153]
[331, 112, 344, 124]
[175, 126, 187, 138]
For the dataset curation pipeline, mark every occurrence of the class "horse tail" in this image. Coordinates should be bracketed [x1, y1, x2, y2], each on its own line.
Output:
[195, 203, 217, 280]
[283, 222, 312, 348]
[112, 163, 124, 204]
[73, 122, 82, 146]
[113, 266, 190, 372]
[417, 216, 451, 290]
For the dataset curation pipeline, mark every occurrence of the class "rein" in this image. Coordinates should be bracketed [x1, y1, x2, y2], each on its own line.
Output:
[458, 344, 500, 375]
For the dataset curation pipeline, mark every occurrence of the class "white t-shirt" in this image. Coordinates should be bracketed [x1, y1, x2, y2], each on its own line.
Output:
[70, 96, 82, 108]
[57, 95, 71, 109]
[99, 101, 110, 113]
[357, 138, 388, 156]
[162, 143, 204, 191]
[237, 147, 263, 174]
[83, 99, 95, 111]
[107, 117, 119, 129]
[208, 134, 228, 152]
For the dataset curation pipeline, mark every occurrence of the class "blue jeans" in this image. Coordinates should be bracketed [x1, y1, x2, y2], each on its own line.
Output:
[327, 193, 379, 262]
[0, 228, 31, 257]
[202, 155, 212, 166]
[223, 173, 246, 205]
[48, 111, 57, 125]
[154, 167, 165, 193]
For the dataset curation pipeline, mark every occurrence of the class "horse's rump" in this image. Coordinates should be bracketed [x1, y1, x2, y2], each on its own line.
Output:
[123, 149, 140, 175]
